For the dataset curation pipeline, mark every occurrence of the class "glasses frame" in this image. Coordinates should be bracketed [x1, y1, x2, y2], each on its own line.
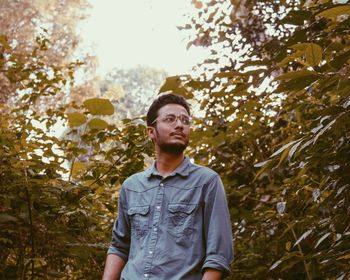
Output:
[151, 114, 191, 126]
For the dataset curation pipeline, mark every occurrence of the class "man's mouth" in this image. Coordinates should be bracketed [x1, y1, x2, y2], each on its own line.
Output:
[171, 132, 185, 138]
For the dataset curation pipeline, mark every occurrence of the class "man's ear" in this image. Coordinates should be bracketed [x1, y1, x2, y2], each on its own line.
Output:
[147, 126, 155, 142]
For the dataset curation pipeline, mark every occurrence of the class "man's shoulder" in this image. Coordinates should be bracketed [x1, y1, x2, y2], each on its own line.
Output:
[121, 168, 151, 188]
[189, 161, 219, 180]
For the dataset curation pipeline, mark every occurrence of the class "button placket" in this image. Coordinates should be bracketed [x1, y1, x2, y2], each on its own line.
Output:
[143, 181, 164, 276]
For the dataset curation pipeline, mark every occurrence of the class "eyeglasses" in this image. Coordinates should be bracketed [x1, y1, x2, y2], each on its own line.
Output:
[151, 114, 191, 126]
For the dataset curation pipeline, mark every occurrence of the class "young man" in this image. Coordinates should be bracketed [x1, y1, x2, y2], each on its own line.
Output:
[102, 93, 233, 280]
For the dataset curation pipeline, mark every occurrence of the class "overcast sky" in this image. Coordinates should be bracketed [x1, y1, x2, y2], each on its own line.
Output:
[78, 0, 208, 76]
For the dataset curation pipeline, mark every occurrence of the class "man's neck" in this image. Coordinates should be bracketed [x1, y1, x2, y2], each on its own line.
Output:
[155, 152, 185, 177]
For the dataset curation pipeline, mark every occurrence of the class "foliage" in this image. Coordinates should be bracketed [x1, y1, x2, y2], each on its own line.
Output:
[166, 0, 350, 279]
[2, 0, 350, 279]
[0, 36, 152, 279]
[0, 0, 93, 103]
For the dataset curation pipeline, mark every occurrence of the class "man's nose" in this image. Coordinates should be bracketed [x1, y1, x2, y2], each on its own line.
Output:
[174, 118, 184, 128]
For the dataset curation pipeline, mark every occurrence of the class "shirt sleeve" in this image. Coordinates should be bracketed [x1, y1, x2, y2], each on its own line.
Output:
[202, 174, 234, 276]
[107, 185, 130, 261]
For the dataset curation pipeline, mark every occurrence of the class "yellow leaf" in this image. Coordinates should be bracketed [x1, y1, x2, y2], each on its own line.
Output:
[159, 76, 182, 93]
[14, 144, 21, 153]
[306, 43, 323, 67]
[285, 241, 291, 251]
[83, 98, 114, 115]
[276, 70, 316, 81]
[67, 112, 87, 127]
[290, 43, 309, 51]
[88, 118, 109, 130]
[337, 254, 350, 260]
[318, 5, 350, 19]
[72, 161, 86, 176]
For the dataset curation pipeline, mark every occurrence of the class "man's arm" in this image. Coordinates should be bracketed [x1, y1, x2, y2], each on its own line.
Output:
[202, 174, 234, 277]
[102, 254, 126, 280]
[103, 186, 130, 279]
[202, 268, 222, 280]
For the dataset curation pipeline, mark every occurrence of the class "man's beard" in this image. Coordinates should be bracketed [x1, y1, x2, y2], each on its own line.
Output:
[158, 142, 187, 154]
[155, 129, 188, 154]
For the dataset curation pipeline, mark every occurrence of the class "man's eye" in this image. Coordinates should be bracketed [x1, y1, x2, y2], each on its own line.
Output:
[164, 116, 175, 122]
[181, 117, 190, 124]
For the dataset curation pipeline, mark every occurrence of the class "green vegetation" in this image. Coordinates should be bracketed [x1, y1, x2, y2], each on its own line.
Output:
[1, 0, 350, 279]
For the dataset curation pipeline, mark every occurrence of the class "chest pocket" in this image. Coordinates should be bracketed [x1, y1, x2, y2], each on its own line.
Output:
[167, 203, 197, 240]
[127, 206, 150, 239]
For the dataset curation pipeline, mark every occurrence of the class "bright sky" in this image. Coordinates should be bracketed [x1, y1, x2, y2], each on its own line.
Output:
[78, 0, 209, 76]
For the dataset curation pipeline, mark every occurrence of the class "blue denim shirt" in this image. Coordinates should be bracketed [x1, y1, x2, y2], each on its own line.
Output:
[108, 156, 233, 280]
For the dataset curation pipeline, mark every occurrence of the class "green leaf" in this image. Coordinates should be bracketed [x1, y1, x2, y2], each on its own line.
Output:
[88, 118, 109, 130]
[306, 43, 323, 67]
[317, 5, 350, 19]
[67, 112, 87, 127]
[83, 98, 115, 115]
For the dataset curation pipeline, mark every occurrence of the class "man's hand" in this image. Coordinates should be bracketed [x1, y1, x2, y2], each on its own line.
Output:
[102, 254, 126, 280]
[202, 268, 223, 280]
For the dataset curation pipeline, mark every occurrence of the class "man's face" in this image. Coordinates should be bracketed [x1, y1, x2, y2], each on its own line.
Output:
[147, 104, 190, 154]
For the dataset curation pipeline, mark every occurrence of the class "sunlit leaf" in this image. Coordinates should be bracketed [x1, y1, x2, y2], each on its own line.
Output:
[276, 70, 316, 81]
[88, 118, 109, 130]
[315, 232, 331, 248]
[293, 229, 313, 247]
[337, 254, 350, 260]
[270, 139, 300, 158]
[306, 43, 323, 67]
[67, 112, 87, 127]
[269, 260, 282, 270]
[83, 98, 114, 115]
[317, 5, 350, 19]
[72, 161, 86, 176]
[159, 76, 182, 93]
[287, 140, 303, 161]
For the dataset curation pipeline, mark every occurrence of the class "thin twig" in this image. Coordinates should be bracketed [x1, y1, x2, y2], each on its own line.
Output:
[88, 155, 125, 187]
[24, 168, 35, 280]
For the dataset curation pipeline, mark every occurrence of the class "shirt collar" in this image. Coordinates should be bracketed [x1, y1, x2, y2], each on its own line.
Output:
[145, 155, 193, 178]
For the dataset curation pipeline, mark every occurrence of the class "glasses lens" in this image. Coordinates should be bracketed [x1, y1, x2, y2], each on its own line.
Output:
[161, 114, 190, 125]
[180, 116, 190, 125]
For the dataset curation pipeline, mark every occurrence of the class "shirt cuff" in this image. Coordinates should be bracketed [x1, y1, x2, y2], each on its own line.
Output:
[107, 245, 128, 262]
[202, 254, 231, 276]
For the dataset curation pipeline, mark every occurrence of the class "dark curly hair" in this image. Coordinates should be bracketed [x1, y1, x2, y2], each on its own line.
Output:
[146, 93, 191, 126]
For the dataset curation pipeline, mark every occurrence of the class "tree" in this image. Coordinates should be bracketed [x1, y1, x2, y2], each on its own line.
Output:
[0, 35, 152, 279]
[100, 66, 168, 120]
[0, 0, 92, 103]
[160, 0, 350, 278]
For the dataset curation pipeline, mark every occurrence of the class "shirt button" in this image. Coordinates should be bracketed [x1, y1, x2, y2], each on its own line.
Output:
[160, 183, 164, 187]
[153, 227, 157, 232]
[144, 273, 148, 278]
[156, 206, 160, 210]
[149, 251, 153, 254]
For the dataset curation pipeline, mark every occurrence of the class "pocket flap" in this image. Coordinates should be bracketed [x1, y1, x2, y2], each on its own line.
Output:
[168, 203, 196, 214]
[127, 206, 150, 216]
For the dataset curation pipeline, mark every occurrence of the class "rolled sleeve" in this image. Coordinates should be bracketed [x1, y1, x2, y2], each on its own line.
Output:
[107, 186, 130, 262]
[202, 174, 234, 276]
